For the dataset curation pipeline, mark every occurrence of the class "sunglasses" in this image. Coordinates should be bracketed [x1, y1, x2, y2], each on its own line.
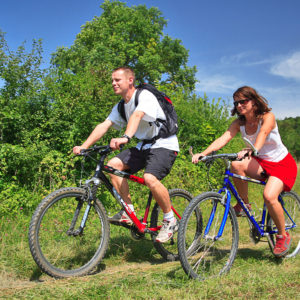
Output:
[233, 99, 250, 107]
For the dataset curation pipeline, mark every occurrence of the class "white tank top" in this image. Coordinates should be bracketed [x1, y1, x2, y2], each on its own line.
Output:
[240, 121, 288, 162]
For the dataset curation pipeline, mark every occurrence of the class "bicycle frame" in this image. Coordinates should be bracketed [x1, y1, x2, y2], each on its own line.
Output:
[80, 147, 181, 235]
[207, 166, 296, 240]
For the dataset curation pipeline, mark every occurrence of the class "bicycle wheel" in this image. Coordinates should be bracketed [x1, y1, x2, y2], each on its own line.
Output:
[267, 190, 300, 258]
[178, 192, 239, 280]
[28, 187, 110, 278]
[150, 189, 198, 261]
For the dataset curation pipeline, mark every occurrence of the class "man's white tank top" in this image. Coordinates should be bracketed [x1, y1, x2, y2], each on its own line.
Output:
[240, 121, 288, 162]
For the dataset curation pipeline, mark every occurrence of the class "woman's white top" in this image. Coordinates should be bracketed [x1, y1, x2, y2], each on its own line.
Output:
[240, 121, 288, 162]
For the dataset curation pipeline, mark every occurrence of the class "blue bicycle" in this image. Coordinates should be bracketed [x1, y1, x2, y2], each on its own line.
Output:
[177, 138, 300, 280]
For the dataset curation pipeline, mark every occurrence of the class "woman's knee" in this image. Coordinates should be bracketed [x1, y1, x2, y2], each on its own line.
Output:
[231, 161, 245, 174]
[263, 190, 278, 206]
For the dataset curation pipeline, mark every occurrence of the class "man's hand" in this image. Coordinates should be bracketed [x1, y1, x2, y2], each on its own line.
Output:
[73, 146, 86, 155]
[110, 137, 129, 150]
[192, 153, 204, 164]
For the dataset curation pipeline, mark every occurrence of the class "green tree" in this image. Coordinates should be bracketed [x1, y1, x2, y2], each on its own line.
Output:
[45, 0, 198, 151]
[0, 30, 48, 146]
[51, 0, 197, 92]
[0, 1, 234, 216]
[277, 117, 300, 160]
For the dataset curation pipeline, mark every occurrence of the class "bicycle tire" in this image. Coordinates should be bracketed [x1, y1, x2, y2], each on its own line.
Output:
[267, 190, 300, 258]
[178, 191, 239, 280]
[28, 187, 110, 278]
[150, 189, 197, 261]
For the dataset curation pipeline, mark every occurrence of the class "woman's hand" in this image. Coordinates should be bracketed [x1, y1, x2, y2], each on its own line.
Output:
[237, 148, 252, 160]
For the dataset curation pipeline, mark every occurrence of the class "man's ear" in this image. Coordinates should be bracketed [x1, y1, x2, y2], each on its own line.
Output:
[128, 76, 134, 85]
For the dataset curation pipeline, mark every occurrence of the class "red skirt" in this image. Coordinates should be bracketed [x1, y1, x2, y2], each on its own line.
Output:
[254, 153, 298, 191]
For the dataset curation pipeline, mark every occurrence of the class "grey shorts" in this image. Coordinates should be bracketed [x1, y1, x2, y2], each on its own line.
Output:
[116, 147, 178, 180]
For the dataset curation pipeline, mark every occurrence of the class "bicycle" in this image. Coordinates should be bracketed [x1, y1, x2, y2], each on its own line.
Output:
[28, 145, 196, 278]
[177, 138, 300, 280]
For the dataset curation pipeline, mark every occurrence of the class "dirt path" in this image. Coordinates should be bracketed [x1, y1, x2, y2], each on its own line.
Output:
[0, 260, 178, 297]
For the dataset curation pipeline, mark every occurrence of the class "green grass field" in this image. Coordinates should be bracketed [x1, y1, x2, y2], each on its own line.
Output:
[1, 173, 300, 299]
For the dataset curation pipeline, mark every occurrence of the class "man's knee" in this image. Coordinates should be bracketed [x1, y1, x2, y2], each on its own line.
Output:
[107, 157, 125, 171]
[144, 173, 159, 188]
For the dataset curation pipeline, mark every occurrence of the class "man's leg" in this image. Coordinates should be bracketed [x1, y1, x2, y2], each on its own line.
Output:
[106, 157, 135, 224]
[143, 173, 171, 213]
[143, 148, 178, 243]
[107, 156, 132, 204]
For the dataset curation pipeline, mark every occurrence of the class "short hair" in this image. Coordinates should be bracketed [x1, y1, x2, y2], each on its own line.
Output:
[112, 66, 135, 83]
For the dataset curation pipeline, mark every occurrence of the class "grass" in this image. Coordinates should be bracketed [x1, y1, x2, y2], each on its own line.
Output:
[1, 173, 300, 299]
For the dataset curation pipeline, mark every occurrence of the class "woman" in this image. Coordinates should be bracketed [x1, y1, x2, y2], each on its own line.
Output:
[192, 86, 297, 257]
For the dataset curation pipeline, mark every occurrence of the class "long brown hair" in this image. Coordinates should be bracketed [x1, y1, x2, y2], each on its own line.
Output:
[231, 86, 271, 122]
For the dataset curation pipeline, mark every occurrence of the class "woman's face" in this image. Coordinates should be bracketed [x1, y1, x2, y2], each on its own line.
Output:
[233, 95, 254, 115]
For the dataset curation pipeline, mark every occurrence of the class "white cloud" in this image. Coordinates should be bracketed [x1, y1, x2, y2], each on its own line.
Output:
[220, 51, 254, 65]
[270, 52, 300, 81]
[196, 74, 243, 94]
[220, 51, 275, 67]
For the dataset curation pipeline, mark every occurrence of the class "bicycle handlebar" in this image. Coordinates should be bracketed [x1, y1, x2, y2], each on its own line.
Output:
[78, 145, 112, 156]
[189, 146, 238, 164]
[200, 153, 238, 163]
[189, 136, 259, 165]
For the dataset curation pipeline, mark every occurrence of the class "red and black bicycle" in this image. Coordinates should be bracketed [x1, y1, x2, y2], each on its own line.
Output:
[28, 145, 198, 278]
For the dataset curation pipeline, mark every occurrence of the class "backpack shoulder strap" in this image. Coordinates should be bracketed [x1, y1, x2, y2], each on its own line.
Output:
[134, 85, 144, 107]
[117, 99, 126, 121]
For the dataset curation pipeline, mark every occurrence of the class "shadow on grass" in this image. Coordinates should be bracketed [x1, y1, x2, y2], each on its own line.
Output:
[236, 247, 284, 265]
[165, 246, 285, 281]
[29, 262, 108, 282]
[29, 228, 164, 281]
[106, 234, 164, 264]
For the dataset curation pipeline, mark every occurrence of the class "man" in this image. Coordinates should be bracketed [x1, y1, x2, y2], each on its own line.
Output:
[73, 67, 179, 243]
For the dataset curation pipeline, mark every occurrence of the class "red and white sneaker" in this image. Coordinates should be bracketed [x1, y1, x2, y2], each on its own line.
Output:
[156, 218, 178, 243]
[273, 232, 292, 257]
[109, 210, 133, 225]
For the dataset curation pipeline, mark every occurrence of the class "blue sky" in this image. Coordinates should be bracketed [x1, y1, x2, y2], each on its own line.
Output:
[1, 0, 300, 119]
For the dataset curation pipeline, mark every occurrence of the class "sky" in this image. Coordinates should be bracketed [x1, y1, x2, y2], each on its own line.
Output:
[1, 0, 300, 119]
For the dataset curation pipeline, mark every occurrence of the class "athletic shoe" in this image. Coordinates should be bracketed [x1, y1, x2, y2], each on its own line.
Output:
[156, 218, 178, 243]
[108, 210, 133, 225]
[233, 203, 252, 217]
[273, 232, 292, 257]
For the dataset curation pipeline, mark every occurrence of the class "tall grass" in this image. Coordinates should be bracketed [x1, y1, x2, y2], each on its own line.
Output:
[0, 171, 299, 299]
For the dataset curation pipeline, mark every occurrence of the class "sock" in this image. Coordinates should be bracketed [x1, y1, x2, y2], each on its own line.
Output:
[163, 211, 174, 222]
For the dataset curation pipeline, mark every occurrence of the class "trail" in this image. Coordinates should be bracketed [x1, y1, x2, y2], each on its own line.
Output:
[0, 260, 179, 297]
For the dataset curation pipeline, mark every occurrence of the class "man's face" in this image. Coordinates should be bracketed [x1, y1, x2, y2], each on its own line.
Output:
[111, 70, 132, 96]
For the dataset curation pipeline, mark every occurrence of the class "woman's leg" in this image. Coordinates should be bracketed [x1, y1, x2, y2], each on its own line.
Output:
[263, 176, 286, 236]
[231, 156, 265, 204]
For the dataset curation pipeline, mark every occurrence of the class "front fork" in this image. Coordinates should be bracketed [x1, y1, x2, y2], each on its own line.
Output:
[204, 190, 231, 241]
[67, 179, 99, 236]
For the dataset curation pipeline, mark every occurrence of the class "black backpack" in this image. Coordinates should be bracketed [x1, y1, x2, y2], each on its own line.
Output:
[117, 83, 178, 144]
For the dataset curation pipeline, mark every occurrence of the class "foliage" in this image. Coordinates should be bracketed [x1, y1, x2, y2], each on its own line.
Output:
[277, 116, 300, 160]
[51, 0, 197, 92]
[0, 1, 298, 217]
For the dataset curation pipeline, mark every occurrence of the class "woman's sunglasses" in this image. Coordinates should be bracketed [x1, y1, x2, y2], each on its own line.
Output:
[233, 99, 250, 107]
